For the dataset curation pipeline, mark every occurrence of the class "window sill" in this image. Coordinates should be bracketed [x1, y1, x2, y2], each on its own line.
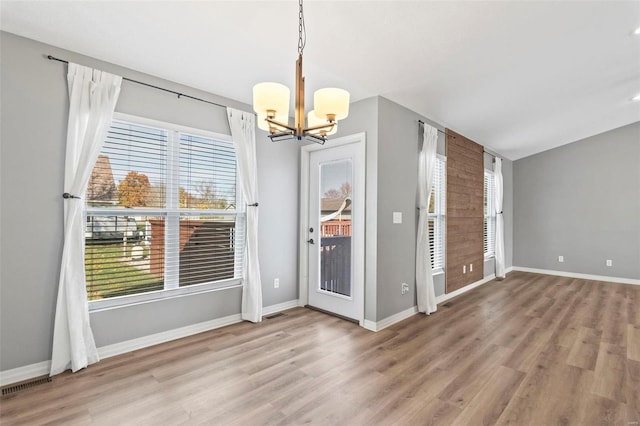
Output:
[484, 254, 495, 260]
[432, 268, 445, 276]
[89, 278, 242, 312]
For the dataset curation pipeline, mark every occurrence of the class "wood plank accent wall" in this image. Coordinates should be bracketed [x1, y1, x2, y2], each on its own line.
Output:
[446, 129, 484, 293]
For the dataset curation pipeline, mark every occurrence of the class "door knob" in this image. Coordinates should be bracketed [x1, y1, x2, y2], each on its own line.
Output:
[307, 238, 315, 244]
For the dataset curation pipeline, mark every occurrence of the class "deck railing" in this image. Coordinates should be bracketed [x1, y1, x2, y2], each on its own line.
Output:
[320, 235, 351, 297]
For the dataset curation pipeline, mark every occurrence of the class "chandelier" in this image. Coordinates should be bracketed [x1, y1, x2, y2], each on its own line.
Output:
[252, 0, 350, 144]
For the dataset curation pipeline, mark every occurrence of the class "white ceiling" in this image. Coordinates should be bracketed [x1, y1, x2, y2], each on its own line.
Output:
[2, 1, 639, 159]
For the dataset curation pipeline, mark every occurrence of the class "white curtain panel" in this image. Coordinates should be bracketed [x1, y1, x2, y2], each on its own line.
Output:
[494, 157, 506, 279]
[227, 108, 263, 323]
[50, 63, 122, 376]
[416, 124, 438, 314]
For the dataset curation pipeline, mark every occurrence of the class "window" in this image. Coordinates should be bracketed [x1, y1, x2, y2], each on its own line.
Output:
[85, 114, 243, 307]
[428, 156, 446, 272]
[484, 170, 496, 258]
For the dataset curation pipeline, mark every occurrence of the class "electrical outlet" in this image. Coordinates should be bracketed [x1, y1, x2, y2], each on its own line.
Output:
[463, 265, 466, 274]
[606, 259, 612, 267]
[401, 283, 409, 295]
[274, 278, 280, 288]
[558, 256, 564, 263]
[470, 263, 473, 272]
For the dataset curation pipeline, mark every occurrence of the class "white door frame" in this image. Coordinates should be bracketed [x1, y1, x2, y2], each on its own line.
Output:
[298, 132, 366, 326]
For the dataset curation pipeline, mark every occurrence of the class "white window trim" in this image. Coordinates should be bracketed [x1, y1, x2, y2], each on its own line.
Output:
[113, 112, 232, 143]
[87, 113, 242, 312]
[89, 279, 242, 312]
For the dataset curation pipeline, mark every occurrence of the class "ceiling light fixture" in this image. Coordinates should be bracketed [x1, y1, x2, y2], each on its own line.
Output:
[633, 93, 640, 101]
[252, 0, 349, 144]
[634, 27, 640, 35]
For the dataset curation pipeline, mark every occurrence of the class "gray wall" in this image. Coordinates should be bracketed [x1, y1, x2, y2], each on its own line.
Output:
[324, 96, 458, 321]
[376, 97, 427, 319]
[0, 32, 299, 371]
[333, 97, 379, 322]
[514, 122, 640, 279]
[335, 96, 514, 321]
[503, 158, 514, 269]
[256, 129, 300, 308]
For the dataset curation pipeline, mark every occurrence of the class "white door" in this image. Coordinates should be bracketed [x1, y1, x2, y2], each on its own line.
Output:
[306, 139, 364, 322]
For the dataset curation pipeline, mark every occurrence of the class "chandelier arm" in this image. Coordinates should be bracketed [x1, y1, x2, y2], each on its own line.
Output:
[265, 117, 296, 133]
[268, 133, 296, 143]
[303, 122, 337, 133]
[304, 134, 327, 145]
[270, 132, 294, 138]
[268, 132, 324, 145]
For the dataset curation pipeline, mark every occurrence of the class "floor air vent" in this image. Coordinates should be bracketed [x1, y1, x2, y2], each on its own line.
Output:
[2, 376, 52, 396]
[264, 312, 286, 320]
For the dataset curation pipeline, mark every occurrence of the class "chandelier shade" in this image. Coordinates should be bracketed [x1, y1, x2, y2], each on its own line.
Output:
[253, 82, 290, 118]
[313, 88, 350, 121]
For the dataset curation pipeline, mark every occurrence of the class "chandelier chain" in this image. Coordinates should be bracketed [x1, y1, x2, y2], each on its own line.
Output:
[298, 0, 306, 55]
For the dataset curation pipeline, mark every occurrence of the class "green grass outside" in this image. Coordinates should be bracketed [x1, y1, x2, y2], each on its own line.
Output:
[85, 242, 163, 300]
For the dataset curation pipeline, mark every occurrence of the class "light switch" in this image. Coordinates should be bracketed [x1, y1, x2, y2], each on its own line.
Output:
[393, 212, 402, 224]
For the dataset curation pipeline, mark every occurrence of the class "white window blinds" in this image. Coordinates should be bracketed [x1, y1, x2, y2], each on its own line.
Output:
[85, 117, 243, 302]
[428, 156, 446, 271]
[177, 134, 242, 287]
[484, 170, 496, 257]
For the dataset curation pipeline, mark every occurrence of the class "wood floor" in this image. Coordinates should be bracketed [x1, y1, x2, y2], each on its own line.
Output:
[2, 271, 639, 425]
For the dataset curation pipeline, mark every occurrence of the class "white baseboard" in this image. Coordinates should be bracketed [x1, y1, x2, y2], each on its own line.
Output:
[262, 299, 299, 316]
[0, 361, 51, 387]
[100, 299, 299, 359]
[435, 271, 508, 305]
[97, 313, 243, 359]
[0, 300, 299, 387]
[363, 306, 419, 332]
[362, 319, 376, 331]
[361, 269, 517, 333]
[512, 266, 640, 285]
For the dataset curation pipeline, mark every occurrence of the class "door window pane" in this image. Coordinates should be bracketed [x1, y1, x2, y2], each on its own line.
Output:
[319, 160, 352, 297]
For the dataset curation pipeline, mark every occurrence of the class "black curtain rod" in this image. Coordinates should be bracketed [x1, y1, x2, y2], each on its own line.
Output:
[483, 150, 499, 160]
[417, 119, 447, 136]
[47, 55, 229, 109]
[418, 119, 502, 159]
